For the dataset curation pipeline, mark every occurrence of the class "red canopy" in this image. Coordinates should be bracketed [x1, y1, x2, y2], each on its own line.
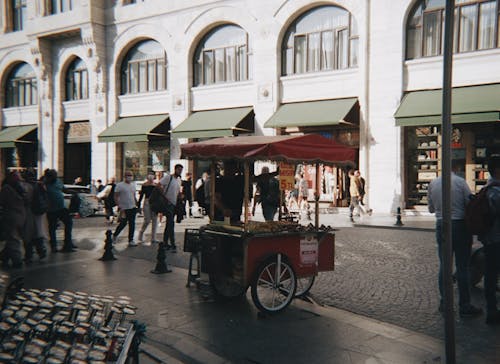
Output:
[181, 134, 356, 165]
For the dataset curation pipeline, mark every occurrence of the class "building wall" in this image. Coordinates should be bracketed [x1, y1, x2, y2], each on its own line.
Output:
[1, 0, 499, 213]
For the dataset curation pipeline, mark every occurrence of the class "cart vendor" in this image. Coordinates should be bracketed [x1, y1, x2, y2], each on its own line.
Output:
[213, 160, 246, 223]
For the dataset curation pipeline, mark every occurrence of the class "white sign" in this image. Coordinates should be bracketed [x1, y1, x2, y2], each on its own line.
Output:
[300, 235, 318, 265]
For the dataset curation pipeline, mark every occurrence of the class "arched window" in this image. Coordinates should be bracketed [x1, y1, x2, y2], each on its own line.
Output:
[281, 5, 359, 76]
[120, 40, 167, 95]
[406, 0, 499, 59]
[5, 62, 37, 107]
[193, 24, 250, 86]
[65, 58, 88, 101]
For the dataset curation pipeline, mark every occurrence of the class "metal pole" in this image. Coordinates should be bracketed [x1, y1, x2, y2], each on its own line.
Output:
[244, 162, 250, 229]
[442, 1, 456, 363]
[315, 164, 320, 228]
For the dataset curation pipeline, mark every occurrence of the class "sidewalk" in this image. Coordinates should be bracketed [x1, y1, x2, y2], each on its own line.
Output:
[4, 210, 490, 363]
[5, 249, 448, 364]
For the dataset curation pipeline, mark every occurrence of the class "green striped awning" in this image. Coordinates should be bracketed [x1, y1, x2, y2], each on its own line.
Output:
[98, 114, 169, 142]
[264, 98, 358, 128]
[0, 125, 37, 148]
[394, 84, 500, 126]
[172, 107, 254, 139]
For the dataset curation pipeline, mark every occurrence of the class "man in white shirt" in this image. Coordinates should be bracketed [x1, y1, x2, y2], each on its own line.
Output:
[427, 160, 482, 317]
[160, 164, 183, 252]
[112, 171, 138, 246]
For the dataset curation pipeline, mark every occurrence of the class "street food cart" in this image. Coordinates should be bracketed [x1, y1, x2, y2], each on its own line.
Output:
[181, 135, 356, 314]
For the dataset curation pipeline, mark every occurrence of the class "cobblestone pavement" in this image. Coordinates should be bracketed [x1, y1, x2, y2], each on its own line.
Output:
[309, 227, 499, 361]
[69, 215, 499, 362]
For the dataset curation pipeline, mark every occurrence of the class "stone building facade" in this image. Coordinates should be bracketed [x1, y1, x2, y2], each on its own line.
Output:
[0, 0, 499, 213]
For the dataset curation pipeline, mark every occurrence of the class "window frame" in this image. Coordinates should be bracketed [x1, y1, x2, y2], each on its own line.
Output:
[65, 59, 89, 101]
[193, 26, 250, 87]
[12, 0, 27, 31]
[120, 41, 167, 95]
[281, 7, 358, 76]
[406, 0, 499, 60]
[5, 64, 38, 108]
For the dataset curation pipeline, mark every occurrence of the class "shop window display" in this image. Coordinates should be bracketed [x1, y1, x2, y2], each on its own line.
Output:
[123, 141, 169, 181]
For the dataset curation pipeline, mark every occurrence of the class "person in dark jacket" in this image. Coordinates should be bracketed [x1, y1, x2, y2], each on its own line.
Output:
[0, 171, 27, 268]
[182, 172, 193, 218]
[22, 169, 47, 263]
[44, 169, 75, 253]
[479, 153, 500, 325]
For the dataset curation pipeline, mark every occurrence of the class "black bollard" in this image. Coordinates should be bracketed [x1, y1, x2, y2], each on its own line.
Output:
[99, 230, 117, 261]
[394, 207, 404, 226]
[151, 242, 172, 274]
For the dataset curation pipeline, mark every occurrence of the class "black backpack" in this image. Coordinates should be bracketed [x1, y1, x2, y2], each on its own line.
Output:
[465, 181, 500, 235]
[32, 183, 49, 215]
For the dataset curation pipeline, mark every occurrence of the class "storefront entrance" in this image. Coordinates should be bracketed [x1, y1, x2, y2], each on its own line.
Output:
[64, 121, 91, 185]
[404, 123, 499, 208]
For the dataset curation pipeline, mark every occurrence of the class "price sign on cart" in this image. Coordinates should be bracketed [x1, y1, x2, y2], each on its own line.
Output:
[279, 162, 295, 190]
[300, 235, 318, 265]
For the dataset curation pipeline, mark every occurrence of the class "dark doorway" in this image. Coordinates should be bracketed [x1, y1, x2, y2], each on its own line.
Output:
[64, 143, 91, 185]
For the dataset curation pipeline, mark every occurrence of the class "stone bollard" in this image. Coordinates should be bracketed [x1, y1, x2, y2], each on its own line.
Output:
[99, 230, 117, 261]
[394, 207, 404, 226]
[151, 242, 172, 274]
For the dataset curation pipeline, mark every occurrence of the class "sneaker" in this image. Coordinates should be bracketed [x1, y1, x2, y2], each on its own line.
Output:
[128, 241, 138, 247]
[486, 310, 500, 325]
[350, 217, 355, 223]
[459, 305, 483, 318]
[368, 209, 373, 216]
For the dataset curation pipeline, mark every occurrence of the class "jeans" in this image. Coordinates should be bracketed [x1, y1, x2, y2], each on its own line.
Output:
[163, 208, 176, 246]
[262, 203, 277, 221]
[114, 208, 137, 242]
[436, 219, 472, 308]
[47, 208, 73, 250]
[139, 199, 157, 241]
[483, 243, 500, 312]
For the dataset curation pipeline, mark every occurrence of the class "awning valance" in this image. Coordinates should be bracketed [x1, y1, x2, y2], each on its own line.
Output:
[171, 107, 254, 139]
[394, 83, 500, 126]
[0, 125, 38, 148]
[264, 98, 358, 128]
[98, 114, 169, 143]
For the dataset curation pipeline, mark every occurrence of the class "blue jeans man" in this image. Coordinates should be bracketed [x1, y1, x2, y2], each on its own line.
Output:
[436, 219, 477, 315]
[163, 207, 176, 251]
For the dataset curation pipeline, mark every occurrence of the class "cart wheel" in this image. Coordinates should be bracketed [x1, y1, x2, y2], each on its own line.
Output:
[251, 254, 296, 314]
[210, 273, 247, 300]
[295, 276, 315, 297]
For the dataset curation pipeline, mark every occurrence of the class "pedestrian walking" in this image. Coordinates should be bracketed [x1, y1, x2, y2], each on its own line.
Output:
[298, 172, 311, 220]
[95, 179, 105, 194]
[254, 166, 280, 221]
[44, 169, 75, 253]
[160, 164, 183, 252]
[100, 177, 116, 223]
[182, 172, 194, 218]
[427, 160, 482, 317]
[22, 169, 47, 263]
[137, 173, 158, 244]
[195, 171, 208, 214]
[350, 170, 373, 220]
[0, 171, 27, 268]
[112, 171, 138, 246]
[478, 153, 500, 325]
